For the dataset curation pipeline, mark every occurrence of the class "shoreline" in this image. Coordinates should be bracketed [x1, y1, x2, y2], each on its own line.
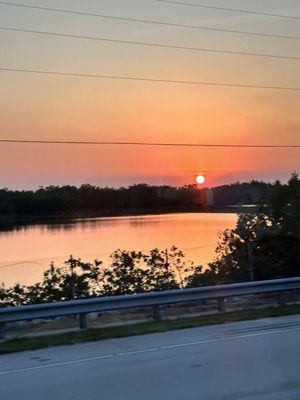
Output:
[0, 205, 255, 221]
[0, 206, 205, 229]
[0, 206, 249, 231]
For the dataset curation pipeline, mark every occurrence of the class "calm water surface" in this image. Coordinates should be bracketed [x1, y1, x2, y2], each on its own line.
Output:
[0, 213, 237, 287]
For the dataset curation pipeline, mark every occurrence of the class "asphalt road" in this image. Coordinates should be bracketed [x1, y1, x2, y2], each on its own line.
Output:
[1, 314, 300, 400]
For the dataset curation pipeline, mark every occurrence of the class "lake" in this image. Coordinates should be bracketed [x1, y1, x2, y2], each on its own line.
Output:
[0, 213, 237, 287]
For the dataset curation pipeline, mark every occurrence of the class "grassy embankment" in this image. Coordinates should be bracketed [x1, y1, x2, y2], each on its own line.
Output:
[1, 304, 300, 355]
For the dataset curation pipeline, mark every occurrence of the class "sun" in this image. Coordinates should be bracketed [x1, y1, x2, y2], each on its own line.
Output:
[196, 175, 206, 185]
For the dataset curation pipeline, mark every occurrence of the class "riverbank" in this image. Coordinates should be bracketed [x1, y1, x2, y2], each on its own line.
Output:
[0, 206, 205, 230]
[0, 205, 257, 232]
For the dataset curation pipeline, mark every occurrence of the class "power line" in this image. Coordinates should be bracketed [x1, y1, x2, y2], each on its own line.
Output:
[1, 139, 300, 148]
[1, 26, 299, 61]
[183, 244, 216, 251]
[0, 261, 39, 270]
[1, 67, 300, 91]
[0, 1, 299, 41]
[154, 0, 300, 20]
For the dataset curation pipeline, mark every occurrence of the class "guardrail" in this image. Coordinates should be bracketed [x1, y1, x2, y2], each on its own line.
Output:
[1, 277, 300, 339]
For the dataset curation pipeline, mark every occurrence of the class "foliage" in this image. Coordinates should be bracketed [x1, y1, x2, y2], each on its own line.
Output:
[187, 173, 300, 286]
[0, 247, 194, 306]
[212, 180, 270, 207]
[0, 184, 203, 216]
[0, 180, 273, 217]
[1, 174, 300, 306]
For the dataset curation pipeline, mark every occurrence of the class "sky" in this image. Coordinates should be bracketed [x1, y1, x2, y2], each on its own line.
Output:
[0, 0, 300, 189]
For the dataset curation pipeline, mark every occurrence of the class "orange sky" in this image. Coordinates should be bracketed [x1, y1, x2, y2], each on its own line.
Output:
[0, 0, 299, 188]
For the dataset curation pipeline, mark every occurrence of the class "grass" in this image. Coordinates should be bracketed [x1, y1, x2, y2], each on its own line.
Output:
[1, 304, 300, 355]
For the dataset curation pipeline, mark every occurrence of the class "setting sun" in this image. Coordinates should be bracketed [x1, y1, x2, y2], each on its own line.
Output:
[196, 175, 206, 185]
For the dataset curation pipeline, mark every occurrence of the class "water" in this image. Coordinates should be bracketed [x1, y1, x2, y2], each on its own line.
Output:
[0, 213, 237, 287]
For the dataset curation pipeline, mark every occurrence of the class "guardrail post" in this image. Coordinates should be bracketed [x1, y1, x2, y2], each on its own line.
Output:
[276, 292, 287, 306]
[0, 278, 299, 331]
[79, 314, 87, 330]
[153, 305, 161, 321]
[0, 323, 6, 340]
[218, 298, 226, 313]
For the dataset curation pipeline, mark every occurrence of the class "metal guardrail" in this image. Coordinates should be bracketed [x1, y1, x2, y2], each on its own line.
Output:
[0, 277, 300, 339]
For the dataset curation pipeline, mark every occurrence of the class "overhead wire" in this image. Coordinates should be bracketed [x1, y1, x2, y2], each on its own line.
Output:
[0, 261, 40, 270]
[0, 1, 299, 40]
[0, 2, 299, 152]
[1, 26, 299, 61]
[154, 0, 300, 20]
[0, 67, 299, 91]
[1, 139, 300, 148]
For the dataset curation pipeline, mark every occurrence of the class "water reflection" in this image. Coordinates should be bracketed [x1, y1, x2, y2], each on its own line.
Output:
[0, 214, 169, 234]
[0, 213, 237, 287]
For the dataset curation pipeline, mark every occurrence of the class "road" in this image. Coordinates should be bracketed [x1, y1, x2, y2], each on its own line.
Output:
[1, 314, 300, 399]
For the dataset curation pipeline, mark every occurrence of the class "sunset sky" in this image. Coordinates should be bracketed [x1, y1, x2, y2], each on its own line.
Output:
[0, 0, 300, 189]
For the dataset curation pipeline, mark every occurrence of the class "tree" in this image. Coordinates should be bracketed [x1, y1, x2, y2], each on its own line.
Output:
[40, 257, 103, 302]
[187, 173, 300, 286]
[0, 284, 8, 306]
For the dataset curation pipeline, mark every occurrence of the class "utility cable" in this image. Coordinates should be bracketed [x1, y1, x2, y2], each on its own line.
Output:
[1, 139, 300, 148]
[1, 67, 299, 91]
[1, 26, 299, 61]
[0, 1, 299, 40]
[154, 0, 300, 20]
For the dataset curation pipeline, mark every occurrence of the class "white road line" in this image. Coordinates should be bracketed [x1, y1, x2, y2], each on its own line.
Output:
[160, 329, 288, 349]
[0, 327, 299, 376]
[0, 354, 115, 376]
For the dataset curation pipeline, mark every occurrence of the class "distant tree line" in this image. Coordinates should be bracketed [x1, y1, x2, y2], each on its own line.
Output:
[0, 184, 202, 216]
[0, 180, 274, 217]
[212, 180, 271, 207]
[1, 173, 300, 306]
